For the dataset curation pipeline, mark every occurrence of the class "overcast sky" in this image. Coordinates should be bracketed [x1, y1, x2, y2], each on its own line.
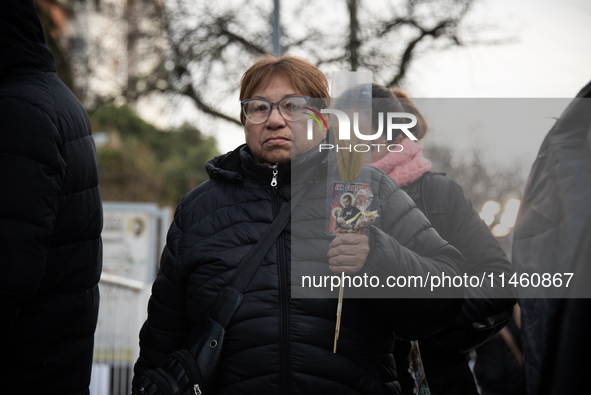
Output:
[405, 0, 591, 99]
[402, 0, 590, 175]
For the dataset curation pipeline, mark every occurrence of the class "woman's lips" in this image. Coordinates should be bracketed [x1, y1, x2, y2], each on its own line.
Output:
[265, 137, 291, 145]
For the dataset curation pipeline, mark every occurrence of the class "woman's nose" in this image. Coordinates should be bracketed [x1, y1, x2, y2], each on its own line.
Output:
[267, 106, 286, 127]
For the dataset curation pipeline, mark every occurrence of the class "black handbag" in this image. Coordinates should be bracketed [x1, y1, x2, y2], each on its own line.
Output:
[132, 189, 306, 395]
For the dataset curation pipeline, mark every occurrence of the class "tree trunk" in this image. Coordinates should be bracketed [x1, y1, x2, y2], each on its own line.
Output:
[348, 0, 359, 71]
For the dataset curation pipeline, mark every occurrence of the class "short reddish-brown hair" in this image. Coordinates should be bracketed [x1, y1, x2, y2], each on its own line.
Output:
[239, 55, 329, 124]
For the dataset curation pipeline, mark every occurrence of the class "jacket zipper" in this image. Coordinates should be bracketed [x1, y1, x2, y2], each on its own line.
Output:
[270, 163, 290, 394]
[270, 163, 279, 194]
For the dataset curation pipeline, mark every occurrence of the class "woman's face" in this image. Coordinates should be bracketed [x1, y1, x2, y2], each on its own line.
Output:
[244, 74, 325, 164]
[370, 136, 389, 162]
[343, 195, 352, 208]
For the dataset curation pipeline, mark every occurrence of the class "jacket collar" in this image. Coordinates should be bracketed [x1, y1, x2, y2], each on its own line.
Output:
[206, 142, 328, 189]
[205, 144, 279, 185]
[0, 42, 55, 77]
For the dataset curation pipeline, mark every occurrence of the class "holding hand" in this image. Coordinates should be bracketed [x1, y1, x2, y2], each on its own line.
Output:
[327, 234, 370, 275]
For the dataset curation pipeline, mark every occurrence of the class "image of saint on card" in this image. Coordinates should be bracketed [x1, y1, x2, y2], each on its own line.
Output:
[329, 182, 377, 235]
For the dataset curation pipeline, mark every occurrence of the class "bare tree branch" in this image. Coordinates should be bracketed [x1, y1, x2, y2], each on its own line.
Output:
[73, 0, 513, 129]
[386, 19, 456, 87]
[183, 83, 242, 125]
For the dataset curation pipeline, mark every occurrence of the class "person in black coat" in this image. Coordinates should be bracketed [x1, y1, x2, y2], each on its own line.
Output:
[0, 1, 103, 394]
[512, 80, 591, 395]
[132, 56, 466, 394]
[369, 85, 515, 395]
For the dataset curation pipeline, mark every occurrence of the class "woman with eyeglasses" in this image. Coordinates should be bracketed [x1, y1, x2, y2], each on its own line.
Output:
[132, 56, 465, 395]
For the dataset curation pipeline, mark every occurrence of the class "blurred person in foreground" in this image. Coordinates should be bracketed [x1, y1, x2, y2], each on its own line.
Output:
[368, 85, 515, 395]
[0, 1, 102, 394]
[512, 80, 591, 395]
[132, 55, 466, 394]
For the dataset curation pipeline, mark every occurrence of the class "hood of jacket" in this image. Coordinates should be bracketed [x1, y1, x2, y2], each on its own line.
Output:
[205, 145, 248, 182]
[0, 0, 55, 77]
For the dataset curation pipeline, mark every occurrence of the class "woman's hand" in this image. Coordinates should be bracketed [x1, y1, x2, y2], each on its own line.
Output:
[327, 234, 370, 275]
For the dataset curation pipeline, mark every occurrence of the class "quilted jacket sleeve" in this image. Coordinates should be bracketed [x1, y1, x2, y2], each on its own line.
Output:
[133, 204, 192, 382]
[364, 172, 465, 339]
[0, 99, 63, 338]
[421, 175, 514, 351]
[439, 178, 514, 317]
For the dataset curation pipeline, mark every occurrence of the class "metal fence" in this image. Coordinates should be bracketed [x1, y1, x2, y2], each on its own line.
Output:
[90, 202, 170, 395]
[90, 273, 149, 395]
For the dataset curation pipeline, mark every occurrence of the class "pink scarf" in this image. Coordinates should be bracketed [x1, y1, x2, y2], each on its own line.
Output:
[371, 137, 431, 187]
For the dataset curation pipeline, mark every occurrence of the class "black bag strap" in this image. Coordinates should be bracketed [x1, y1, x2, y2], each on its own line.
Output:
[228, 188, 305, 292]
[208, 187, 308, 327]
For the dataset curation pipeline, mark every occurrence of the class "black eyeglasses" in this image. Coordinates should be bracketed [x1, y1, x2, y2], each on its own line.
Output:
[241, 96, 310, 124]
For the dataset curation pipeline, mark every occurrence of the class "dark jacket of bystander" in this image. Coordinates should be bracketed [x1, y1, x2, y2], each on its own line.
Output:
[393, 172, 515, 395]
[0, 1, 102, 394]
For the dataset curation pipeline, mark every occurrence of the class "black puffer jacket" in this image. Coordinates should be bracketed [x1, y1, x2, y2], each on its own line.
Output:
[393, 173, 515, 395]
[133, 145, 464, 394]
[0, 1, 102, 394]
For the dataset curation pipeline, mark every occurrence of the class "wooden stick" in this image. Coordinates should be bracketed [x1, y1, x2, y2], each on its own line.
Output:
[332, 104, 366, 353]
[334, 272, 344, 353]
